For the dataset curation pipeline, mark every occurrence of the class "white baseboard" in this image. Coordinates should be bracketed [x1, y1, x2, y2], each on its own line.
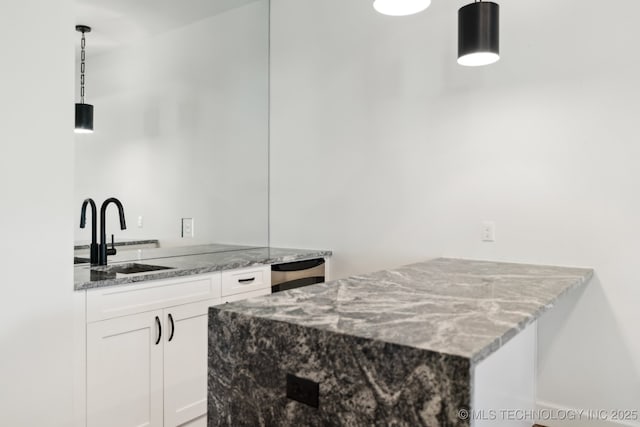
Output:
[536, 401, 640, 427]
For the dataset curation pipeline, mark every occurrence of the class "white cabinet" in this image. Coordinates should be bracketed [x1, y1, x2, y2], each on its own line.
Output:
[86, 310, 164, 427]
[76, 268, 271, 427]
[163, 300, 212, 427]
[86, 301, 214, 427]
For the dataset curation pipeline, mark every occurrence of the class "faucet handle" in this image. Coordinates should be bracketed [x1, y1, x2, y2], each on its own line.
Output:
[107, 234, 117, 256]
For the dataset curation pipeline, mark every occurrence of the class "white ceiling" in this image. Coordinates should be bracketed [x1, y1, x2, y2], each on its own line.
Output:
[75, 0, 261, 54]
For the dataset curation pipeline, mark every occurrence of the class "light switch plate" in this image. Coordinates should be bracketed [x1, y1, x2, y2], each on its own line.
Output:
[181, 218, 194, 238]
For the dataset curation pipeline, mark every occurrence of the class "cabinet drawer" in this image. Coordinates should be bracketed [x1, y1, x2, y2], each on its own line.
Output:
[87, 273, 222, 323]
[221, 266, 270, 297]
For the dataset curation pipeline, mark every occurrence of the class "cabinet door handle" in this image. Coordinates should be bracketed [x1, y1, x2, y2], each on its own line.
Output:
[168, 313, 175, 342]
[238, 277, 255, 284]
[155, 316, 162, 345]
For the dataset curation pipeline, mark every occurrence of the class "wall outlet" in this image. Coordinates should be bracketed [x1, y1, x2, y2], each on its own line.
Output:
[286, 374, 319, 408]
[181, 218, 194, 238]
[137, 216, 144, 228]
[481, 221, 496, 242]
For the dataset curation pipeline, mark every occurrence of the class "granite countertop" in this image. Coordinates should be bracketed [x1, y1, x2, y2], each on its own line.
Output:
[75, 243, 257, 263]
[74, 245, 332, 291]
[215, 257, 593, 365]
[74, 238, 159, 250]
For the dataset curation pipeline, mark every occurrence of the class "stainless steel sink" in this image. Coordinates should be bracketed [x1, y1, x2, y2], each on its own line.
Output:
[74, 257, 91, 265]
[92, 263, 173, 275]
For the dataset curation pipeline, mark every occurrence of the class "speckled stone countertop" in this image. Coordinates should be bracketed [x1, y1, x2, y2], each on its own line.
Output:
[74, 245, 332, 291]
[215, 257, 592, 365]
[75, 242, 256, 264]
[74, 238, 159, 250]
[208, 258, 593, 426]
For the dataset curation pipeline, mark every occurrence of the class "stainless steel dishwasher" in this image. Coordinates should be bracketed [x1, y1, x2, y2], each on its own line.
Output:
[271, 258, 326, 293]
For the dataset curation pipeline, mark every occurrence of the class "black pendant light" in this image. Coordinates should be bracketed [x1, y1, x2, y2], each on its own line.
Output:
[458, 1, 500, 67]
[75, 25, 94, 134]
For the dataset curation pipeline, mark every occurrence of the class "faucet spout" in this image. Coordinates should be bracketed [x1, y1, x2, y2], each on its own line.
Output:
[98, 197, 127, 266]
[80, 198, 99, 265]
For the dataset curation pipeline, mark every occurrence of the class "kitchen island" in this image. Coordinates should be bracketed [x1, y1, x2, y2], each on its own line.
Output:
[208, 258, 592, 426]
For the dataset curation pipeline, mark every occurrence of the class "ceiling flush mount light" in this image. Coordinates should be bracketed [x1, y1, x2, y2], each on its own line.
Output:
[373, 0, 431, 17]
[75, 25, 94, 134]
[458, 1, 500, 67]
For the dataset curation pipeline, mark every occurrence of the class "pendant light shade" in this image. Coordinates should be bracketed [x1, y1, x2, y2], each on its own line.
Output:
[75, 103, 94, 134]
[75, 25, 94, 134]
[373, 0, 431, 16]
[458, 1, 500, 67]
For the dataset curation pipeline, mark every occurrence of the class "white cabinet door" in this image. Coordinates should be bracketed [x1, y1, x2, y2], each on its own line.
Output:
[86, 310, 164, 427]
[163, 300, 215, 427]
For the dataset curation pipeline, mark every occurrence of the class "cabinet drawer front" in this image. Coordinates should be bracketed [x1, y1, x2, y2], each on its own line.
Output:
[221, 266, 271, 297]
[87, 273, 222, 323]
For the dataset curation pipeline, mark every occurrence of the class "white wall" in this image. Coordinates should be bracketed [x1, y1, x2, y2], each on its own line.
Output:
[0, 1, 74, 426]
[74, 1, 269, 247]
[270, 0, 640, 421]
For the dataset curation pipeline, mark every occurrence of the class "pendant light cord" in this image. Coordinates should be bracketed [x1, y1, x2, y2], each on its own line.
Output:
[80, 31, 86, 105]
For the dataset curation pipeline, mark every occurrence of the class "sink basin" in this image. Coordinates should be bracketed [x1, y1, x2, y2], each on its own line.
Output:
[74, 257, 91, 265]
[92, 263, 173, 275]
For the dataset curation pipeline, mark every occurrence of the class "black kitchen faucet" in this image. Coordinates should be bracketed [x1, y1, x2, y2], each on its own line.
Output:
[79, 198, 99, 265]
[98, 198, 127, 266]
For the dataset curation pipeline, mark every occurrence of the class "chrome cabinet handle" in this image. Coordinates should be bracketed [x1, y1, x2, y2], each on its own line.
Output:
[155, 316, 162, 345]
[168, 313, 175, 342]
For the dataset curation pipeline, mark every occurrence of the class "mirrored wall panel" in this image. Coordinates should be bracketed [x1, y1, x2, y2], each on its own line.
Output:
[74, 0, 269, 251]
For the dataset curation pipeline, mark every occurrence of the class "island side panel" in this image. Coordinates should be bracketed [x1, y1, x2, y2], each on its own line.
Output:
[208, 309, 471, 427]
[471, 322, 536, 427]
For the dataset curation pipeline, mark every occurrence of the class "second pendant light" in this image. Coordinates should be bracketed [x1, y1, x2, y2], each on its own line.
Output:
[373, 0, 432, 17]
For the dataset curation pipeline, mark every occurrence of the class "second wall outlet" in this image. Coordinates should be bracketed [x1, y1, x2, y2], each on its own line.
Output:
[181, 218, 194, 238]
[481, 221, 496, 242]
